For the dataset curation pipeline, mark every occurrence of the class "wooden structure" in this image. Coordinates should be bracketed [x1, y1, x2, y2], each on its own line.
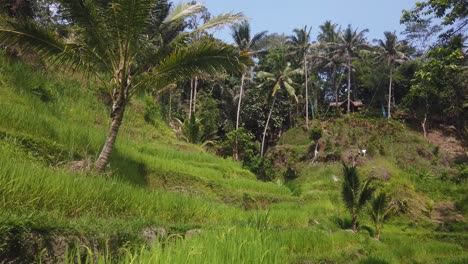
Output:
[329, 99, 364, 113]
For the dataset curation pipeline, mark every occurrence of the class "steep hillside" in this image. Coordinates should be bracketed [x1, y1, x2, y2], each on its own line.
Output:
[0, 55, 467, 263]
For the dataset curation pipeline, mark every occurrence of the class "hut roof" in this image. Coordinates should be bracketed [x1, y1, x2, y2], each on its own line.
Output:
[329, 99, 364, 107]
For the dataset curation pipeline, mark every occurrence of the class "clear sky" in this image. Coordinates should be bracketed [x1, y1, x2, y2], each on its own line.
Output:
[203, 0, 419, 43]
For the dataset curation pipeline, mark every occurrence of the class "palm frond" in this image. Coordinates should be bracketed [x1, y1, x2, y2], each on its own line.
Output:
[194, 12, 245, 33]
[0, 17, 101, 74]
[163, 2, 205, 24]
[358, 177, 375, 210]
[283, 81, 298, 102]
[58, 0, 115, 65]
[134, 40, 249, 95]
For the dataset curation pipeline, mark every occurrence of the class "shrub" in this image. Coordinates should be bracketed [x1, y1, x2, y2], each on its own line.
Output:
[217, 128, 256, 160]
[32, 85, 56, 102]
[283, 166, 298, 181]
[243, 155, 274, 181]
[143, 95, 160, 126]
[183, 115, 201, 143]
[308, 126, 322, 141]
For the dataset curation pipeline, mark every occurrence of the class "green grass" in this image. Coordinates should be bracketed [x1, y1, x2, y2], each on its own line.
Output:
[0, 54, 466, 263]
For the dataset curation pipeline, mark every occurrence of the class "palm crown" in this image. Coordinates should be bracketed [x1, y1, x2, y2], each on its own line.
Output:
[0, 0, 248, 171]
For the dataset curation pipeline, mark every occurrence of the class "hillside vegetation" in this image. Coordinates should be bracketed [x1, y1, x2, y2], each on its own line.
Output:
[0, 52, 467, 263]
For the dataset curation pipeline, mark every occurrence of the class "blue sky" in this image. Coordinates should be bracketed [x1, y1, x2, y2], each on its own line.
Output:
[203, 0, 418, 43]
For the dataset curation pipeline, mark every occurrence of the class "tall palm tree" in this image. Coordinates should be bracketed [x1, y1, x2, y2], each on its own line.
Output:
[0, 1, 248, 172]
[288, 25, 311, 128]
[337, 25, 369, 113]
[317, 21, 342, 108]
[257, 52, 302, 157]
[376, 31, 408, 120]
[231, 21, 267, 160]
[341, 162, 375, 232]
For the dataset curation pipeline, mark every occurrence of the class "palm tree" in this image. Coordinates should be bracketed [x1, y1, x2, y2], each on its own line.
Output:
[337, 25, 369, 113]
[231, 21, 267, 160]
[257, 51, 302, 157]
[288, 25, 311, 128]
[376, 31, 408, 120]
[369, 192, 396, 240]
[317, 21, 342, 108]
[341, 162, 375, 232]
[0, 1, 248, 172]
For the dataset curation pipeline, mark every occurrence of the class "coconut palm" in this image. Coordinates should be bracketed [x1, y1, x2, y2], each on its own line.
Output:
[288, 25, 312, 128]
[317, 21, 343, 108]
[369, 192, 396, 240]
[231, 21, 267, 160]
[341, 162, 375, 232]
[257, 52, 302, 157]
[0, 1, 248, 172]
[337, 25, 369, 113]
[376, 31, 408, 120]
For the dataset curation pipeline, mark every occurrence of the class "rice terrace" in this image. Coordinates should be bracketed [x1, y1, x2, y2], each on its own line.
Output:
[0, 0, 466, 263]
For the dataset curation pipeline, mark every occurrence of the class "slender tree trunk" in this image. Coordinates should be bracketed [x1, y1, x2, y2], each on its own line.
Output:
[168, 89, 172, 121]
[304, 52, 309, 129]
[387, 66, 393, 120]
[375, 224, 381, 240]
[261, 96, 277, 157]
[189, 79, 194, 119]
[347, 58, 351, 114]
[352, 211, 358, 232]
[193, 76, 198, 113]
[333, 64, 338, 108]
[95, 104, 125, 172]
[234, 72, 246, 161]
[421, 113, 427, 138]
[236, 73, 246, 131]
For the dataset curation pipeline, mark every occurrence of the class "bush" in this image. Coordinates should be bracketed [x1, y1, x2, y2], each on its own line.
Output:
[308, 126, 322, 141]
[183, 114, 200, 143]
[143, 95, 160, 126]
[283, 166, 298, 180]
[217, 128, 257, 160]
[32, 85, 56, 102]
[243, 155, 274, 181]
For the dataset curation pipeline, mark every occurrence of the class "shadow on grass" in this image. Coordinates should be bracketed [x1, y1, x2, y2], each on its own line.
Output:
[109, 148, 148, 186]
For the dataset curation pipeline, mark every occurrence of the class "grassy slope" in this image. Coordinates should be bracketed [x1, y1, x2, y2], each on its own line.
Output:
[0, 55, 466, 263]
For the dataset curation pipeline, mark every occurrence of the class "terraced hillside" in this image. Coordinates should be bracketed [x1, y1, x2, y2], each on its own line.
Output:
[0, 55, 466, 263]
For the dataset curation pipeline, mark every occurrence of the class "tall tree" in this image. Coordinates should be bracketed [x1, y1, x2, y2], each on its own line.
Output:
[401, 0, 467, 40]
[401, 18, 442, 57]
[0, 1, 248, 172]
[317, 21, 342, 108]
[231, 21, 267, 160]
[337, 25, 369, 113]
[288, 25, 311, 128]
[376, 31, 408, 120]
[257, 50, 302, 157]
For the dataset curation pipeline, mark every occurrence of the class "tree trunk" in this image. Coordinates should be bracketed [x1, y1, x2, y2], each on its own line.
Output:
[333, 64, 338, 108]
[261, 96, 277, 157]
[193, 76, 198, 113]
[234, 72, 246, 161]
[95, 104, 125, 172]
[421, 113, 427, 138]
[352, 212, 358, 232]
[387, 66, 393, 120]
[236, 73, 246, 131]
[168, 88, 172, 121]
[375, 224, 381, 240]
[304, 52, 309, 129]
[347, 58, 351, 114]
[189, 78, 194, 119]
